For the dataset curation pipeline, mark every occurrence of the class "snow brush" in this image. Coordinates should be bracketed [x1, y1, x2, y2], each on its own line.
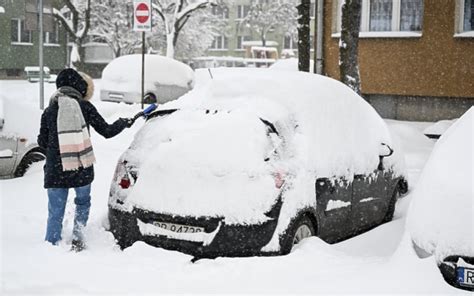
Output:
[132, 103, 158, 121]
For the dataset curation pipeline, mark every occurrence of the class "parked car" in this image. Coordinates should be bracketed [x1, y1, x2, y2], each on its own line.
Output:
[107, 69, 408, 258]
[100, 54, 195, 104]
[408, 107, 473, 292]
[0, 134, 45, 179]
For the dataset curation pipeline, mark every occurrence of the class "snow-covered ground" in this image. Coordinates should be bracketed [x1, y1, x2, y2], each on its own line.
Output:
[0, 78, 465, 294]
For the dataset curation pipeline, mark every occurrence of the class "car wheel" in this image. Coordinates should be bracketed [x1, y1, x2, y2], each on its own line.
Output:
[280, 213, 315, 255]
[382, 187, 399, 223]
[14, 150, 45, 178]
[143, 93, 157, 104]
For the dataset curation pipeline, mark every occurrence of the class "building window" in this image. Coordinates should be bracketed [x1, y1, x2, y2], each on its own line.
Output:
[44, 22, 59, 44]
[369, 0, 393, 31]
[210, 35, 228, 50]
[400, 0, 423, 31]
[335, 0, 423, 34]
[11, 19, 32, 44]
[283, 36, 297, 49]
[212, 5, 229, 19]
[464, 0, 473, 31]
[237, 35, 251, 49]
[237, 5, 250, 19]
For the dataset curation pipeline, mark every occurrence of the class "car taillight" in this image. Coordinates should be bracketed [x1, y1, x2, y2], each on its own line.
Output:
[119, 176, 131, 189]
[115, 160, 133, 189]
[274, 171, 286, 189]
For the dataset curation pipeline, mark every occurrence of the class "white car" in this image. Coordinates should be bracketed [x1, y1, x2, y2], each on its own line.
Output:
[108, 69, 408, 258]
[407, 107, 473, 291]
[100, 54, 195, 104]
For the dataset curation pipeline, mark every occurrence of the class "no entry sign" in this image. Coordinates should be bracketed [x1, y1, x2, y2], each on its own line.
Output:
[133, 0, 152, 32]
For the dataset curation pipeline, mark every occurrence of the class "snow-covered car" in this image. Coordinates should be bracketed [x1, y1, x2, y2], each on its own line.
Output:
[108, 69, 408, 258]
[0, 134, 45, 179]
[407, 107, 473, 292]
[100, 54, 195, 104]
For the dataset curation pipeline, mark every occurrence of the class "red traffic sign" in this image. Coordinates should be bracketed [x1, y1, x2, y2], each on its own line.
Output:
[135, 3, 150, 24]
[133, 0, 151, 31]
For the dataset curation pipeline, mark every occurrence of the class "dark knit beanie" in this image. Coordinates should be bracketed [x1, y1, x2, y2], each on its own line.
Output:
[56, 68, 88, 97]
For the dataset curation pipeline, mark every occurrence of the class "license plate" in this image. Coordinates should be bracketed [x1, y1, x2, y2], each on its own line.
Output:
[457, 267, 474, 287]
[153, 221, 204, 234]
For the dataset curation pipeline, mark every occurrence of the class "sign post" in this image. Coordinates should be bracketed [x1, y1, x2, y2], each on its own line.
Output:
[26, 0, 53, 110]
[38, 0, 44, 110]
[133, 0, 152, 110]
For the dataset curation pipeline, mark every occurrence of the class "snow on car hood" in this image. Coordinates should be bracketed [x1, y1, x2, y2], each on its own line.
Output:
[125, 108, 282, 225]
[407, 107, 474, 259]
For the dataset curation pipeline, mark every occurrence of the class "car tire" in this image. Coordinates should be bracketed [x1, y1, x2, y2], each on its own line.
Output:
[14, 150, 45, 178]
[382, 187, 399, 223]
[280, 213, 315, 255]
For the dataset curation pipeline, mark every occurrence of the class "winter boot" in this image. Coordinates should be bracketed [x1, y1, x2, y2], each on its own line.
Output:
[71, 239, 86, 252]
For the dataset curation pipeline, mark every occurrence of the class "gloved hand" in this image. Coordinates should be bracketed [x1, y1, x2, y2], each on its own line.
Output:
[121, 117, 136, 128]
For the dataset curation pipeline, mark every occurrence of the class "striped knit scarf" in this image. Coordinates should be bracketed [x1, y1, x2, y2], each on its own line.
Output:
[53, 87, 96, 171]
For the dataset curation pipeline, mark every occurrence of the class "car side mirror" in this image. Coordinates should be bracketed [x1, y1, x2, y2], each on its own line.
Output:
[378, 143, 394, 170]
[379, 143, 393, 157]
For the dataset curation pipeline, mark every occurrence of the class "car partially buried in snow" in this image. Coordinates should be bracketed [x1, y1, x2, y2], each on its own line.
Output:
[108, 69, 408, 258]
[100, 54, 195, 104]
[407, 107, 474, 292]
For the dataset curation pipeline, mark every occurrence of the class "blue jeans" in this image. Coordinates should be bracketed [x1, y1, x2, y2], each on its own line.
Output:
[45, 184, 91, 245]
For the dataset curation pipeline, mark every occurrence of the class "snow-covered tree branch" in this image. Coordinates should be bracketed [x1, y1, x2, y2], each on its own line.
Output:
[240, 0, 298, 47]
[89, 0, 142, 58]
[52, 0, 92, 69]
[152, 0, 218, 58]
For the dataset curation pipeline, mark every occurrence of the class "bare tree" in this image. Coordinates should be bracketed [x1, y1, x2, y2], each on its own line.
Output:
[297, 0, 311, 72]
[241, 0, 297, 47]
[90, 0, 142, 58]
[53, 0, 92, 69]
[152, 0, 217, 58]
[339, 0, 362, 94]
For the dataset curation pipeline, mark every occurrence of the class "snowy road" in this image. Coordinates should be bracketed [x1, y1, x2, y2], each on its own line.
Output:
[0, 80, 464, 294]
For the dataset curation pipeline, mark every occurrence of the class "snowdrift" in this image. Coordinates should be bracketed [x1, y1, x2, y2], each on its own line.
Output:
[407, 107, 474, 259]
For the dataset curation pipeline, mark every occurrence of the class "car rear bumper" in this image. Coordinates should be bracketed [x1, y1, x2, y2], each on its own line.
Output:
[438, 255, 474, 292]
[108, 204, 281, 258]
[100, 90, 140, 104]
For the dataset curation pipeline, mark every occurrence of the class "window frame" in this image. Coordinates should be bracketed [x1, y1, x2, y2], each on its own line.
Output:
[212, 5, 229, 19]
[333, 0, 423, 38]
[44, 22, 60, 46]
[236, 5, 250, 20]
[209, 35, 228, 51]
[237, 35, 251, 50]
[11, 18, 33, 45]
[455, 0, 474, 37]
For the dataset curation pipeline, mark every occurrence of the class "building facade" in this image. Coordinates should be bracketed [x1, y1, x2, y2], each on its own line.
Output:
[323, 0, 474, 120]
[0, 0, 68, 78]
[205, 0, 315, 58]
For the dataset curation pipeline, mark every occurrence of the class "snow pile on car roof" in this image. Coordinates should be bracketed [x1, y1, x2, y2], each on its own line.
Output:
[166, 68, 404, 178]
[102, 54, 194, 88]
[0, 95, 42, 141]
[407, 107, 473, 259]
[269, 58, 314, 72]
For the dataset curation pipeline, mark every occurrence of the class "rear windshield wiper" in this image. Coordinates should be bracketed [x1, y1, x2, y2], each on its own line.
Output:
[260, 118, 279, 136]
[146, 109, 178, 121]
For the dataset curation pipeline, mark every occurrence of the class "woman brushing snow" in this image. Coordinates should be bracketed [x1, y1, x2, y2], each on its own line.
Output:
[38, 68, 135, 251]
